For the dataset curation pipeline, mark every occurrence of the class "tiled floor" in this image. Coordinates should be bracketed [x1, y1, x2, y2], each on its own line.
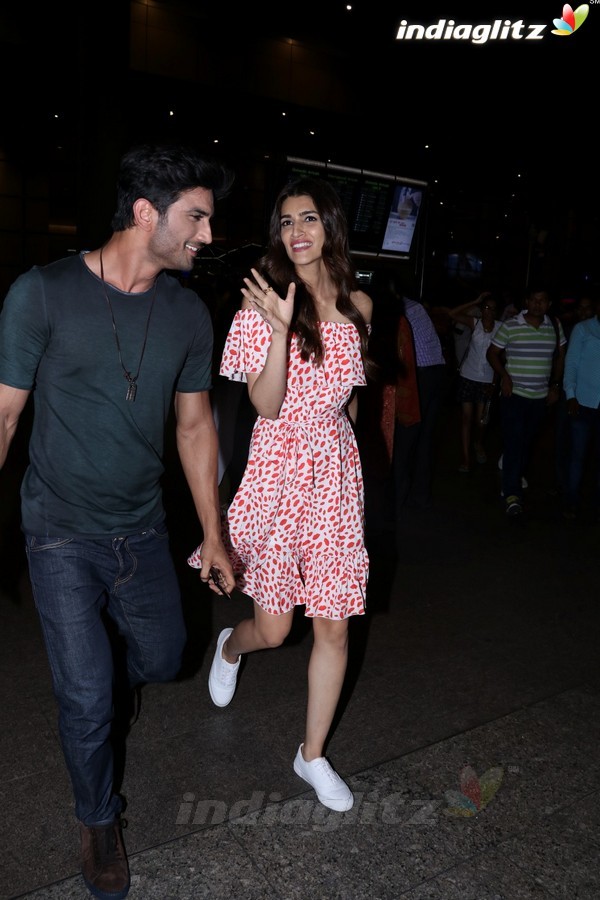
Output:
[2, 403, 599, 899]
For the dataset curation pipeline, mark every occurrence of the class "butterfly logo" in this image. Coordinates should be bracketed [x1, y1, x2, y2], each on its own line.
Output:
[552, 3, 589, 35]
[444, 765, 504, 817]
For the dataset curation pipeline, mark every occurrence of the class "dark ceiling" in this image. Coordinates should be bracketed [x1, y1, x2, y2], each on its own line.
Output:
[1, 1, 597, 292]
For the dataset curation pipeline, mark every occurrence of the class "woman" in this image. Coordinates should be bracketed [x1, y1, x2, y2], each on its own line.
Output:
[445, 292, 501, 471]
[189, 177, 373, 811]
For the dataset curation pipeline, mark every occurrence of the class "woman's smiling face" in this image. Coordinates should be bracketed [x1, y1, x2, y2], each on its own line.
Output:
[280, 194, 325, 266]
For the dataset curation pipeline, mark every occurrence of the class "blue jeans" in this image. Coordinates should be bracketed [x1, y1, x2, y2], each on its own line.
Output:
[500, 393, 547, 500]
[25, 523, 187, 826]
[565, 404, 600, 511]
[554, 392, 570, 492]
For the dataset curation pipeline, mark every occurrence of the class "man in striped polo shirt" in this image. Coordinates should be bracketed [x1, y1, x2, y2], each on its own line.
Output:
[487, 286, 566, 517]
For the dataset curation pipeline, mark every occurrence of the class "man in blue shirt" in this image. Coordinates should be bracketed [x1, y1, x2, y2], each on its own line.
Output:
[563, 293, 600, 519]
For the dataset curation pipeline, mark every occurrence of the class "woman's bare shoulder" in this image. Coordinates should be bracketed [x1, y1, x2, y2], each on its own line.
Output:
[350, 289, 373, 323]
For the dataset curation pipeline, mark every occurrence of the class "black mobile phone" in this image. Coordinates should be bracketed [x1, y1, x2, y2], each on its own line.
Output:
[209, 567, 231, 600]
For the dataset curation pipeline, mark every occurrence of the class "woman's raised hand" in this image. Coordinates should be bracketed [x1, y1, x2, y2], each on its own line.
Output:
[242, 268, 295, 335]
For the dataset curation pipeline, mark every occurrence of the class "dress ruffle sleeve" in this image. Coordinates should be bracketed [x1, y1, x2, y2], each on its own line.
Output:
[320, 321, 369, 388]
[219, 308, 272, 383]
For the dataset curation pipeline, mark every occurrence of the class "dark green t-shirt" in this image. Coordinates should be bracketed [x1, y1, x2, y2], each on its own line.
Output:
[0, 253, 213, 536]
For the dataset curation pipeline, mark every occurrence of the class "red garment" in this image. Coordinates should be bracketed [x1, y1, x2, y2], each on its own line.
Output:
[361, 315, 421, 473]
[394, 315, 421, 427]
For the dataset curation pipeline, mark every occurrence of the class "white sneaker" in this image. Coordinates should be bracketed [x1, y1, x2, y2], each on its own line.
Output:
[293, 744, 354, 812]
[208, 628, 240, 707]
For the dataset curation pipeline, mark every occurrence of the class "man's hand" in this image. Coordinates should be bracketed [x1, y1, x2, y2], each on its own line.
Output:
[499, 372, 513, 397]
[198, 539, 236, 598]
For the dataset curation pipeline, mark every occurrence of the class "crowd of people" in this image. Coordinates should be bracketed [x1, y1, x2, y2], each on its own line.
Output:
[361, 277, 599, 525]
[0, 141, 598, 900]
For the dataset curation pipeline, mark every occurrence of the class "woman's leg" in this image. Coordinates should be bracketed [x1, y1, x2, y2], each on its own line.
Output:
[208, 601, 294, 708]
[303, 617, 349, 760]
[222, 601, 294, 662]
[292, 616, 354, 811]
[474, 400, 487, 457]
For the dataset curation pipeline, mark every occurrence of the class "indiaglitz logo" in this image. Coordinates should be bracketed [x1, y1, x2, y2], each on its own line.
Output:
[395, 6, 591, 43]
[395, 18, 548, 43]
[552, 3, 589, 34]
[444, 765, 504, 817]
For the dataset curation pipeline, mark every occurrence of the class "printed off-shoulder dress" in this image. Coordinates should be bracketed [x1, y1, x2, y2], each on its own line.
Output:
[189, 308, 369, 619]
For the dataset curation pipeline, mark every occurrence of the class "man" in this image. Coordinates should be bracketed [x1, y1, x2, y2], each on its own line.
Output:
[487, 285, 566, 517]
[0, 143, 236, 900]
[555, 293, 596, 493]
[562, 292, 600, 520]
[392, 290, 449, 514]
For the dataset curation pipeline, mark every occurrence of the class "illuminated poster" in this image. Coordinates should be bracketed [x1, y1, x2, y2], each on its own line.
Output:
[381, 185, 423, 255]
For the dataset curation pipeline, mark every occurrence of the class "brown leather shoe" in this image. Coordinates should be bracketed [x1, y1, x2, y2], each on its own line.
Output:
[79, 818, 130, 899]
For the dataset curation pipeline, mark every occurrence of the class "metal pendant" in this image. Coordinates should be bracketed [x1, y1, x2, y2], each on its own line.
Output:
[126, 381, 137, 402]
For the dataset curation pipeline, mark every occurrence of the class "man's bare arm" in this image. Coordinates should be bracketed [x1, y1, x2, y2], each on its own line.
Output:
[174, 390, 235, 594]
[0, 384, 30, 468]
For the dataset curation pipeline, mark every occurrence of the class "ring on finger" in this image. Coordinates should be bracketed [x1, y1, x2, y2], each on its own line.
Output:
[264, 285, 273, 293]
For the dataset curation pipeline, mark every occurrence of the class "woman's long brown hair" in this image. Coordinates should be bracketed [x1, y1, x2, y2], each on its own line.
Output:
[258, 177, 375, 378]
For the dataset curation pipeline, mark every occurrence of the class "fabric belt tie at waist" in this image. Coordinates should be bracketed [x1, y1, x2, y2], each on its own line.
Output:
[278, 409, 345, 487]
